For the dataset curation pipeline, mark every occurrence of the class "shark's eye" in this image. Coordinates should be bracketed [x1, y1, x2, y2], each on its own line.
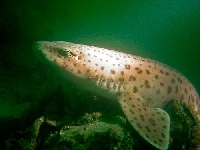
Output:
[58, 49, 74, 57]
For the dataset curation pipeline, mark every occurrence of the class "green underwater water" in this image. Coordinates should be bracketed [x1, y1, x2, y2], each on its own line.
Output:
[0, 0, 200, 149]
[1, 0, 200, 91]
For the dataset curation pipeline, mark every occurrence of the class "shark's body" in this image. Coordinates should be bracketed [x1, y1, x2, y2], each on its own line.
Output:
[34, 41, 200, 149]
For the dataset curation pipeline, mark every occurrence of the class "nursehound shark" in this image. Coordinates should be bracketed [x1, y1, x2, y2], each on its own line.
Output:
[33, 41, 200, 149]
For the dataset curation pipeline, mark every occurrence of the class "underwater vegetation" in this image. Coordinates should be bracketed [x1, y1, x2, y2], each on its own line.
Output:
[2, 86, 200, 150]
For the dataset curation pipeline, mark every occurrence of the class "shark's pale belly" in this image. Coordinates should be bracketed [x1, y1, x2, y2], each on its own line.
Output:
[34, 41, 200, 150]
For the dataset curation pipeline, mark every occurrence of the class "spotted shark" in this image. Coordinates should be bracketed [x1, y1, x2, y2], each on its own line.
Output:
[33, 41, 200, 150]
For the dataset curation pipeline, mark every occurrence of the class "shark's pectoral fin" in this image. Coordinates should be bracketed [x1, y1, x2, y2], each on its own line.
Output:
[118, 94, 170, 150]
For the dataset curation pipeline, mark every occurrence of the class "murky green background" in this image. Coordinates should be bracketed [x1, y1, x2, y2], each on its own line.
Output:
[0, 0, 200, 149]
[1, 0, 200, 129]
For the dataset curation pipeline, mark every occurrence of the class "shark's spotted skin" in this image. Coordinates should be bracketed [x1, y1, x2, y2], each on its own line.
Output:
[34, 41, 200, 150]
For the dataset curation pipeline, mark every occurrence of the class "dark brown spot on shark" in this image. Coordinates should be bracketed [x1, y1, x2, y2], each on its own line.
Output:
[132, 104, 135, 108]
[188, 96, 190, 103]
[149, 118, 156, 126]
[155, 75, 159, 79]
[106, 81, 110, 88]
[145, 126, 150, 132]
[160, 117, 165, 121]
[160, 82, 164, 86]
[167, 86, 172, 93]
[159, 139, 164, 143]
[154, 141, 157, 144]
[161, 133, 165, 138]
[137, 70, 142, 74]
[160, 70, 164, 74]
[101, 66, 104, 70]
[171, 78, 175, 84]
[178, 77, 182, 84]
[133, 86, 138, 93]
[184, 88, 188, 94]
[111, 70, 115, 74]
[77, 56, 82, 60]
[191, 95, 194, 102]
[135, 67, 139, 70]
[129, 75, 136, 81]
[163, 126, 167, 129]
[125, 64, 130, 69]
[130, 109, 134, 114]
[121, 71, 124, 76]
[175, 86, 178, 93]
[65, 64, 68, 68]
[137, 123, 142, 129]
[77, 70, 81, 74]
[140, 115, 145, 121]
[146, 70, 150, 74]
[119, 78, 124, 82]
[144, 80, 150, 88]
[180, 94, 184, 100]
[156, 89, 160, 94]
[165, 72, 169, 76]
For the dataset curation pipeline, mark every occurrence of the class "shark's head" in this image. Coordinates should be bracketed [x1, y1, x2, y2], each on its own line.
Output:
[33, 41, 96, 79]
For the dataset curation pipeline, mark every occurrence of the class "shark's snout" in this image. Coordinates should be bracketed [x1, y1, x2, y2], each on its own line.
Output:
[33, 41, 48, 63]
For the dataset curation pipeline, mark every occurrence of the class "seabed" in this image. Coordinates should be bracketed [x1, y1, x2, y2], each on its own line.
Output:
[1, 90, 200, 150]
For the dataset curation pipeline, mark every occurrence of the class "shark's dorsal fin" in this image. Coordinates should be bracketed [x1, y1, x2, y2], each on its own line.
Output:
[118, 93, 170, 150]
